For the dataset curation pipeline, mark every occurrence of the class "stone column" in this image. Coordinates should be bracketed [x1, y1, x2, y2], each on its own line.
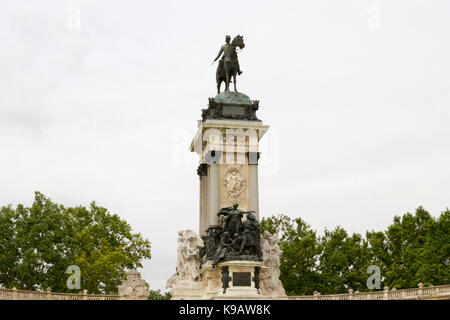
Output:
[200, 176, 207, 234]
[197, 164, 208, 235]
[199, 175, 203, 234]
[208, 163, 220, 226]
[248, 152, 260, 220]
[205, 170, 210, 229]
[383, 286, 389, 300]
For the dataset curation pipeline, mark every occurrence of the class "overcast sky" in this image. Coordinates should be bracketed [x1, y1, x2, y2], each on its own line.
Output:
[1, 0, 449, 291]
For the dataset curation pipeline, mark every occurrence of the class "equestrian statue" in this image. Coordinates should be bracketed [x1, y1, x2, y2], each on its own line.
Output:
[213, 35, 245, 93]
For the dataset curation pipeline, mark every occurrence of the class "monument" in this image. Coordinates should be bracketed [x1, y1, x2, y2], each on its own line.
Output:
[117, 269, 149, 300]
[167, 35, 286, 300]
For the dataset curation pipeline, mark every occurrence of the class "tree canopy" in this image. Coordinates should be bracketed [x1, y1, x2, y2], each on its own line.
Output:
[0, 192, 151, 294]
[148, 289, 171, 300]
[261, 206, 450, 295]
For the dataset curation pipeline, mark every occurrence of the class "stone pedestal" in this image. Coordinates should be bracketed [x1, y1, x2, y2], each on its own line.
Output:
[166, 91, 286, 300]
[166, 230, 205, 300]
[190, 93, 269, 236]
[199, 260, 268, 300]
[169, 280, 204, 300]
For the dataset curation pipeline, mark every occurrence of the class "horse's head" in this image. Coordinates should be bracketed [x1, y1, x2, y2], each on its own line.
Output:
[232, 35, 245, 49]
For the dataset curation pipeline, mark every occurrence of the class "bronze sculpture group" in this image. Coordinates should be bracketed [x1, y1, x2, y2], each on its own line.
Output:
[200, 203, 261, 268]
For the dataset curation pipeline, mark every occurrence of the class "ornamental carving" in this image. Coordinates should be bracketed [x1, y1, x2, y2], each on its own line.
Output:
[224, 169, 246, 202]
[200, 97, 260, 122]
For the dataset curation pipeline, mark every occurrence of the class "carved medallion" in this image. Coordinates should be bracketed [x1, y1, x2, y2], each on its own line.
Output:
[224, 169, 246, 202]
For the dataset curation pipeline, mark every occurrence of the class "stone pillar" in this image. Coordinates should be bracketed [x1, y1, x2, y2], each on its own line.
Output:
[348, 289, 354, 300]
[208, 163, 220, 226]
[248, 152, 260, 220]
[200, 176, 207, 233]
[198, 164, 208, 235]
[418, 283, 424, 299]
[199, 175, 203, 233]
[383, 286, 389, 300]
[205, 170, 210, 229]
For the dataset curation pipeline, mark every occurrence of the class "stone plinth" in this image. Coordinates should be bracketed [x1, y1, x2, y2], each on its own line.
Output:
[199, 260, 268, 300]
[166, 92, 287, 300]
[166, 230, 204, 299]
[169, 280, 204, 300]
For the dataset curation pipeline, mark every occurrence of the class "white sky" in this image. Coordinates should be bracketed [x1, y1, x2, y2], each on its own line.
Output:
[1, 0, 449, 291]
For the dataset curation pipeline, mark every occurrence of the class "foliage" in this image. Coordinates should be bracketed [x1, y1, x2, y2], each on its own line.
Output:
[261, 207, 450, 295]
[0, 192, 151, 294]
[261, 215, 321, 295]
[148, 289, 171, 300]
[317, 227, 370, 294]
[369, 206, 450, 289]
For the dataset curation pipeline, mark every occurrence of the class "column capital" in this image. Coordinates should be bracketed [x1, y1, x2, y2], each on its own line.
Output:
[205, 150, 223, 164]
[247, 152, 260, 165]
[197, 163, 209, 178]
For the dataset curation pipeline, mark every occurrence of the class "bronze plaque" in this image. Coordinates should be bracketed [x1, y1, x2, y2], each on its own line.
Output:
[223, 105, 246, 117]
[232, 272, 251, 286]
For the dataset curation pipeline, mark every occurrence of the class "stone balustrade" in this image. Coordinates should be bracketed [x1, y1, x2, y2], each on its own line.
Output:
[289, 284, 450, 300]
[2, 283, 449, 300]
[0, 269, 147, 300]
[0, 287, 118, 300]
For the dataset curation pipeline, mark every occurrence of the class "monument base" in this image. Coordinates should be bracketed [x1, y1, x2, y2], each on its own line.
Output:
[170, 280, 204, 300]
[198, 260, 269, 300]
[167, 229, 288, 300]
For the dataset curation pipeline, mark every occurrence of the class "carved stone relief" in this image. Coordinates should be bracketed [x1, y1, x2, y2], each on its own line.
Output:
[220, 164, 249, 210]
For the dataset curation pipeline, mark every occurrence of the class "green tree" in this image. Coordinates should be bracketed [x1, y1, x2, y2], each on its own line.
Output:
[317, 227, 370, 294]
[0, 205, 19, 287]
[0, 192, 151, 294]
[148, 289, 171, 300]
[262, 206, 449, 296]
[261, 214, 321, 295]
[375, 206, 450, 289]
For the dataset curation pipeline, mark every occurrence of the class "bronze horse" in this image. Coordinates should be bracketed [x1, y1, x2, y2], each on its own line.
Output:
[216, 35, 245, 93]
